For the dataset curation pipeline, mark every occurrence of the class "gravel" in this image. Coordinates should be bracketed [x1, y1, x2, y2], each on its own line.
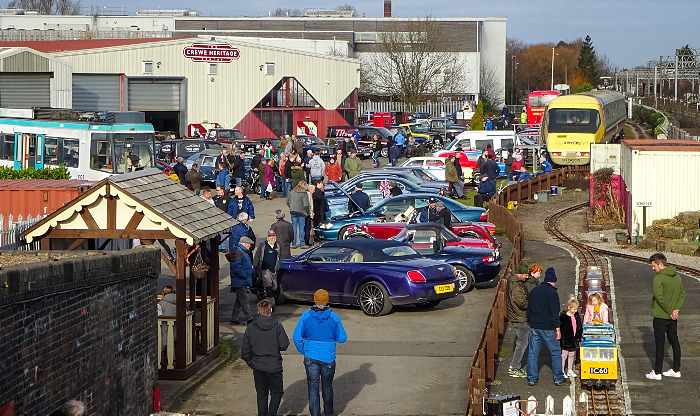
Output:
[0, 251, 103, 268]
[511, 189, 700, 271]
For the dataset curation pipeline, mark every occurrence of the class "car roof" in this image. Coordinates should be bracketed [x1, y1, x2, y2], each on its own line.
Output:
[357, 170, 411, 178]
[320, 239, 420, 260]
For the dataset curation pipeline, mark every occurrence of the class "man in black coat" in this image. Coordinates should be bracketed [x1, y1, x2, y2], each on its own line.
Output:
[526, 268, 565, 386]
[173, 157, 188, 184]
[312, 180, 329, 226]
[348, 182, 370, 213]
[474, 175, 496, 208]
[241, 299, 289, 416]
[481, 154, 500, 181]
[231, 151, 247, 187]
[270, 210, 294, 259]
[213, 185, 232, 212]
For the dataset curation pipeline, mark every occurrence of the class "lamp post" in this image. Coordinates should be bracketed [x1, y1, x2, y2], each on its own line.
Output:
[551, 47, 555, 90]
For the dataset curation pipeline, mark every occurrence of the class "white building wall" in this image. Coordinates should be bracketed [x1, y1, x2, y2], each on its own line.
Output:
[50, 37, 360, 128]
[0, 15, 175, 31]
[480, 19, 506, 107]
[622, 144, 700, 235]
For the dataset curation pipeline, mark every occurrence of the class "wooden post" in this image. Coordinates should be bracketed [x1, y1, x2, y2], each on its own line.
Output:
[210, 235, 220, 346]
[175, 238, 187, 369]
[199, 241, 209, 354]
[187, 245, 197, 363]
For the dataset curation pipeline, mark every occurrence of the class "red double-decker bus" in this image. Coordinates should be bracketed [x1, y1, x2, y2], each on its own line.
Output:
[527, 90, 560, 125]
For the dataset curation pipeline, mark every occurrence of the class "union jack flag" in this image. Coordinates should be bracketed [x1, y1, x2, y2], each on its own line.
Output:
[379, 180, 391, 197]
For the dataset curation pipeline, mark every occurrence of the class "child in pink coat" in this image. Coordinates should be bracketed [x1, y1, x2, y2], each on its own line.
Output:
[583, 293, 609, 324]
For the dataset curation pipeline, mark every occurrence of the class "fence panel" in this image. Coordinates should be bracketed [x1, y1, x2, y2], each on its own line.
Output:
[358, 101, 464, 117]
[0, 215, 43, 250]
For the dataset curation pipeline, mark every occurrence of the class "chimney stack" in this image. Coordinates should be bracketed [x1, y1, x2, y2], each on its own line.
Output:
[384, 0, 392, 17]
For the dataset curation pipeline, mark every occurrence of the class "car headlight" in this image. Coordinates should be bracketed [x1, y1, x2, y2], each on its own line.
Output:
[319, 222, 334, 229]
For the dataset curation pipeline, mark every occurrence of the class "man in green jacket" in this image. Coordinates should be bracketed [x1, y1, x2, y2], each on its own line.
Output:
[505, 260, 531, 378]
[646, 252, 686, 380]
[344, 150, 363, 179]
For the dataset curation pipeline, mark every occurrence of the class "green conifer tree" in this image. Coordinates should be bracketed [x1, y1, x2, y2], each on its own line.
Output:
[470, 100, 484, 130]
[577, 35, 599, 86]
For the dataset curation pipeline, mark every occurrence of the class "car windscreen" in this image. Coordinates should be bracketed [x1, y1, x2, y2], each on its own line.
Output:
[446, 138, 459, 149]
[381, 245, 419, 257]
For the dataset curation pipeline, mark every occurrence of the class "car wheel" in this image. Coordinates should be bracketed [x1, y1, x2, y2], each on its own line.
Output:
[339, 225, 351, 240]
[380, 148, 388, 158]
[414, 300, 441, 309]
[358, 282, 393, 316]
[454, 265, 475, 293]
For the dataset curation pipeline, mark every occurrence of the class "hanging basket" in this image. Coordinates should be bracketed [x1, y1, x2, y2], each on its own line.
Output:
[192, 267, 209, 279]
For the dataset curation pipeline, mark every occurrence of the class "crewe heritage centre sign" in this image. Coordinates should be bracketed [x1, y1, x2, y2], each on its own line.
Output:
[183, 44, 240, 62]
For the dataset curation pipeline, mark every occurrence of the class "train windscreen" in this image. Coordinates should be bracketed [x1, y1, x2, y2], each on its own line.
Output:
[546, 109, 600, 134]
[529, 94, 558, 108]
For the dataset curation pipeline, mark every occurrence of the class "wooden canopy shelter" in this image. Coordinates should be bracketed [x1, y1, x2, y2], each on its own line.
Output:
[21, 168, 237, 379]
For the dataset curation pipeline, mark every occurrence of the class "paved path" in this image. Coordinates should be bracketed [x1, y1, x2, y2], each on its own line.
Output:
[163, 248, 507, 415]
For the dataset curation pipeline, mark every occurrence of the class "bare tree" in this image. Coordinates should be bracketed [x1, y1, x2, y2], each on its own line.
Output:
[479, 57, 503, 106]
[362, 18, 468, 110]
[7, 0, 80, 14]
[271, 7, 301, 17]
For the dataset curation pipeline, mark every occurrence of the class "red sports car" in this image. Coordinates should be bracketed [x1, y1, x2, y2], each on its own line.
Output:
[345, 213, 498, 250]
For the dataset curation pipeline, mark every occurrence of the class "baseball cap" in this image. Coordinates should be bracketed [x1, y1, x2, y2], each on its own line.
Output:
[429, 197, 438, 203]
[267, 230, 276, 237]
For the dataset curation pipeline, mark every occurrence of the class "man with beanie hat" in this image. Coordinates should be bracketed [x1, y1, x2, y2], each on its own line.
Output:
[526, 267, 565, 386]
[506, 260, 532, 378]
[293, 289, 348, 416]
[242, 299, 289, 416]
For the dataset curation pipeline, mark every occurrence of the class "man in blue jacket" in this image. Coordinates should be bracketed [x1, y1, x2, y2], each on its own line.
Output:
[526, 267, 565, 386]
[535, 156, 552, 176]
[293, 289, 348, 416]
[227, 236, 254, 325]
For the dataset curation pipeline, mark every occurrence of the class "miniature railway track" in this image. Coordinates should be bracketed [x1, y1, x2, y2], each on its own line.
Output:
[626, 119, 648, 139]
[589, 386, 623, 416]
[546, 203, 700, 415]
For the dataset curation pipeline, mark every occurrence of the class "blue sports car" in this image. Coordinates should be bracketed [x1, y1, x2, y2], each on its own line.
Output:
[315, 193, 488, 241]
[265, 239, 460, 316]
[391, 223, 501, 293]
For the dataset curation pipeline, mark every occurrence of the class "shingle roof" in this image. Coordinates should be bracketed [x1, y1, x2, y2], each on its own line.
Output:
[111, 169, 237, 243]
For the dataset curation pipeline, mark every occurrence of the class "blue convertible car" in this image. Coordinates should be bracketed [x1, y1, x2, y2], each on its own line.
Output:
[267, 239, 460, 316]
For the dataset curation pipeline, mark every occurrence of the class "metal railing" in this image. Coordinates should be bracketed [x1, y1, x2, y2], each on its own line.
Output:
[466, 165, 589, 415]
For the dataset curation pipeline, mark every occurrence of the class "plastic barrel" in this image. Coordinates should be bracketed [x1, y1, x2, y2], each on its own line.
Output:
[550, 185, 558, 195]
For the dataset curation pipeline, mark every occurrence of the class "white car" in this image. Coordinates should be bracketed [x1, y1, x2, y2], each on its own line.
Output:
[399, 156, 448, 180]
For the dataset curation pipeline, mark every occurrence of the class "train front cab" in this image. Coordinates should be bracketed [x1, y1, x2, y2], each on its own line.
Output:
[580, 324, 617, 388]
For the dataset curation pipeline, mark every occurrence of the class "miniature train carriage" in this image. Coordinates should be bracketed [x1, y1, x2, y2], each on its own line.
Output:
[580, 324, 618, 387]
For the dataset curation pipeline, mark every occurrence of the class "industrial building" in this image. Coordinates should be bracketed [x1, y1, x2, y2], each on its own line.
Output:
[0, 36, 360, 138]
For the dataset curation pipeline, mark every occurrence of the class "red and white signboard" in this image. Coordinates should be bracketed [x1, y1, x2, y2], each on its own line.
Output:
[183, 43, 240, 63]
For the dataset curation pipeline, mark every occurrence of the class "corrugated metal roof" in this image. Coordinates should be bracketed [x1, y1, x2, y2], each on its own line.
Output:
[0, 179, 97, 189]
[0, 38, 187, 53]
[624, 139, 700, 152]
[111, 169, 237, 243]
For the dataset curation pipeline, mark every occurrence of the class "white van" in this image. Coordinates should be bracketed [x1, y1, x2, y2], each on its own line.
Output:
[436, 130, 517, 155]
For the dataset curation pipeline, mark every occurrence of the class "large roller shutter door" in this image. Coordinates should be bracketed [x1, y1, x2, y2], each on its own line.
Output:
[127, 79, 181, 111]
[0, 73, 50, 107]
[72, 74, 121, 111]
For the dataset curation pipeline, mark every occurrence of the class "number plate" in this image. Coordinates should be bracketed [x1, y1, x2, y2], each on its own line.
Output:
[434, 284, 454, 294]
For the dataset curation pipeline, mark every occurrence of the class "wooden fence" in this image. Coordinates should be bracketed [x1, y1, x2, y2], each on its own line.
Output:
[465, 165, 589, 415]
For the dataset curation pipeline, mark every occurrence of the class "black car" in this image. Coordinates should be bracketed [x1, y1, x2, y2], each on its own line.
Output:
[297, 135, 337, 161]
[157, 139, 222, 163]
[425, 118, 466, 143]
[357, 126, 394, 157]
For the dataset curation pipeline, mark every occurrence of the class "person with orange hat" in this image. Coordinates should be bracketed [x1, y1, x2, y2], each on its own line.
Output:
[293, 289, 348, 416]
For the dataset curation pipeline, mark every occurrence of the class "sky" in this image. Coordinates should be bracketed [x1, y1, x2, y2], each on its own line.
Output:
[102, 0, 697, 69]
